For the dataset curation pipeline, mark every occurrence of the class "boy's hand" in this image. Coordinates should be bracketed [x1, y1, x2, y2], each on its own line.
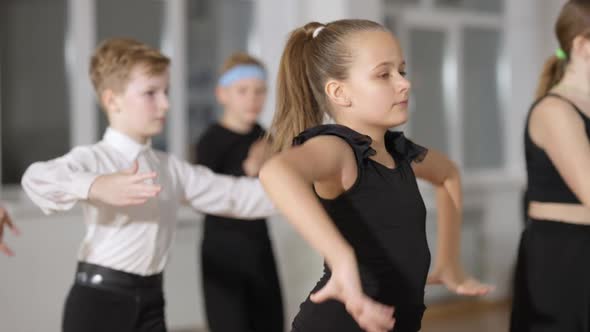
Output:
[0, 206, 19, 256]
[427, 263, 494, 296]
[89, 161, 161, 206]
[243, 139, 271, 177]
[310, 257, 396, 332]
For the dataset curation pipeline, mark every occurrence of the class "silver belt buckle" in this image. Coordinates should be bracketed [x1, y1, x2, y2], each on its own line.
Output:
[90, 274, 103, 285]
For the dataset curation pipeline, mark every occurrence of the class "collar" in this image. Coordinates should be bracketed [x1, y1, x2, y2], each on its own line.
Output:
[102, 127, 151, 161]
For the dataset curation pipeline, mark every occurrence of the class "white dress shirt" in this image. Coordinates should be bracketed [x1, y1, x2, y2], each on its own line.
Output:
[21, 128, 276, 276]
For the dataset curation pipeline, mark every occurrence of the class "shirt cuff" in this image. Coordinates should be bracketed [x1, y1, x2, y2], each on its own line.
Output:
[70, 172, 101, 200]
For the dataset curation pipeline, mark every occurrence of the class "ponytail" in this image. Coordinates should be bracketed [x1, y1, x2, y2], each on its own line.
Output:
[268, 23, 325, 153]
[535, 55, 566, 99]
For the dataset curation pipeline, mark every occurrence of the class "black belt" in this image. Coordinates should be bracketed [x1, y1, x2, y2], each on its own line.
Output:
[74, 262, 163, 292]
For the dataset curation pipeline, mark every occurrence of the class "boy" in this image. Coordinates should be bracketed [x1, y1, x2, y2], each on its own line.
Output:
[21, 38, 275, 332]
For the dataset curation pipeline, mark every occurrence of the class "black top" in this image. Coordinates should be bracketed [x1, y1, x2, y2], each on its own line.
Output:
[293, 124, 430, 328]
[525, 93, 590, 204]
[196, 123, 267, 235]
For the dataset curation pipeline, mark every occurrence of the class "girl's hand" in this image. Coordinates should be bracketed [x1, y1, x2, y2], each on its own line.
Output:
[0, 207, 19, 256]
[89, 161, 161, 206]
[310, 256, 396, 332]
[427, 263, 494, 296]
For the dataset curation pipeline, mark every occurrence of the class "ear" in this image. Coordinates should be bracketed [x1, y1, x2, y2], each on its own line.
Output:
[216, 86, 229, 105]
[101, 89, 119, 114]
[572, 35, 590, 60]
[325, 79, 351, 108]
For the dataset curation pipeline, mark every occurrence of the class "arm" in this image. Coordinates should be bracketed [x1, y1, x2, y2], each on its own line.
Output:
[21, 147, 102, 214]
[21, 147, 160, 214]
[0, 206, 19, 256]
[174, 156, 276, 219]
[412, 150, 492, 296]
[259, 136, 395, 332]
[529, 97, 590, 206]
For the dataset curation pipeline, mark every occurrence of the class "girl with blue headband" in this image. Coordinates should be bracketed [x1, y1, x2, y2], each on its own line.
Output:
[511, 1, 590, 331]
[194, 52, 283, 332]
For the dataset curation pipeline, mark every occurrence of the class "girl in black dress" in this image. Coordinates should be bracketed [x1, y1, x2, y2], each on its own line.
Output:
[511, 2, 590, 331]
[195, 53, 283, 332]
[259, 19, 491, 332]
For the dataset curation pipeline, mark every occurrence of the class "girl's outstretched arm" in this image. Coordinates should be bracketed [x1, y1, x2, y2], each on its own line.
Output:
[413, 149, 493, 296]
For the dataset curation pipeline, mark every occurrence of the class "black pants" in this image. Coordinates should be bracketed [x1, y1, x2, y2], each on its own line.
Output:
[62, 262, 166, 332]
[510, 219, 590, 332]
[201, 229, 284, 332]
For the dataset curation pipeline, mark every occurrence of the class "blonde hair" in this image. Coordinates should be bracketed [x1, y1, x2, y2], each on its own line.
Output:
[268, 19, 386, 152]
[536, 1, 590, 98]
[90, 38, 170, 102]
[219, 52, 265, 75]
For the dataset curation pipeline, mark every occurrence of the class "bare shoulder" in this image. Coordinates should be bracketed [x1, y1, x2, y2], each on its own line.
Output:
[289, 134, 355, 164]
[531, 95, 584, 126]
[267, 133, 358, 189]
[529, 95, 586, 148]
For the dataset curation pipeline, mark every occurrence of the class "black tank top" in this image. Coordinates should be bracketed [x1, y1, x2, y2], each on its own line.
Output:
[525, 93, 590, 204]
[195, 123, 268, 236]
[292, 124, 431, 331]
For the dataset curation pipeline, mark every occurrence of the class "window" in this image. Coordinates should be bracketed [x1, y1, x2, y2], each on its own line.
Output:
[384, 0, 506, 173]
[436, 0, 503, 13]
[408, 29, 450, 154]
[0, 0, 69, 184]
[463, 27, 504, 169]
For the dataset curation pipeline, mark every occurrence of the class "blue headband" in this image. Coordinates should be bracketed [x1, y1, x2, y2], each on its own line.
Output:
[218, 64, 266, 87]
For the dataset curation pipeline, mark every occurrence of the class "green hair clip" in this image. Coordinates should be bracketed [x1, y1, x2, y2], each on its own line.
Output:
[555, 48, 567, 60]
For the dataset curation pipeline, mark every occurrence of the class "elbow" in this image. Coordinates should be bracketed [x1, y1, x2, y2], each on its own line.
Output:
[448, 160, 460, 181]
[20, 161, 43, 185]
[437, 159, 461, 187]
[578, 191, 590, 209]
[20, 165, 36, 193]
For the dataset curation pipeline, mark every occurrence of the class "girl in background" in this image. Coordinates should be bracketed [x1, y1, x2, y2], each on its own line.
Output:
[195, 52, 283, 332]
[511, 1, 590, 331]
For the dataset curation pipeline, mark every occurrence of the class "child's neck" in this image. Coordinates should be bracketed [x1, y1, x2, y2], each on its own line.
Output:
[557, 68, 590, 97]
[110, 125, 150, 145]
[220, 112, 254, 134]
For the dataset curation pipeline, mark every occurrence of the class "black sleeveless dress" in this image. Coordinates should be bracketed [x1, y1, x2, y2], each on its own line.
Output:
[290, 124, 430, 332]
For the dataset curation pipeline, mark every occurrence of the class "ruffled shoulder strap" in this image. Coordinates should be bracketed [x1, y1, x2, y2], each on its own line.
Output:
[292, 124, 376, 166]
[385, 131, 428, 163]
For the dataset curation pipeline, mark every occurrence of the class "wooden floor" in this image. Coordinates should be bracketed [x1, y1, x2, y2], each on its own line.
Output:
[174, 299, 511, 332]
[422, 299, 510, 332]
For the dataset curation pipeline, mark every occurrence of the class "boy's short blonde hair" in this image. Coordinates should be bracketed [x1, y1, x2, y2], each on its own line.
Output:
[90, 38, 170, 97]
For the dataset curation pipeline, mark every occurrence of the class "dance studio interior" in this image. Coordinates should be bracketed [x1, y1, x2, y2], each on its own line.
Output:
[0, 0, 572, 331]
